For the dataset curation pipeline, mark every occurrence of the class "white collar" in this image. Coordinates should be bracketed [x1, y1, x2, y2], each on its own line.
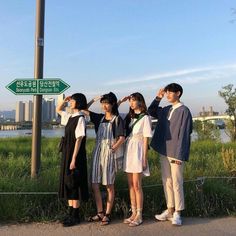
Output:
[172, 102, 183, 110]
[71, 111, 84, 117]
[168, 102, 183, 120]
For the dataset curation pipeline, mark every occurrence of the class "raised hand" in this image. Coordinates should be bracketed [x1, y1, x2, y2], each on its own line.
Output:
[156, 88, 165, 99]
[118, 96, 130, 106]
[93, 95, 103, 102]
[64, 96, 71, 103]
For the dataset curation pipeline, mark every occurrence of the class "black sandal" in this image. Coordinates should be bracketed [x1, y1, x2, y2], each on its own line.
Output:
[101, 214, 111, 226]
[88, 211, 104, 222]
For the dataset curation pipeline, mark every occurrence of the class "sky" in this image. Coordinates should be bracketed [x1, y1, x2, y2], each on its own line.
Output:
[0, 0, 236, 116]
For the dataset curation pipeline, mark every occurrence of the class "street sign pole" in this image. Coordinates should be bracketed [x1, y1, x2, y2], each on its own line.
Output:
[31, 0, 45, 178]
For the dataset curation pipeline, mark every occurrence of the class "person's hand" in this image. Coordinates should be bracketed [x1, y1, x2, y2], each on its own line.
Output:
[156, 89, 165, 99]
[93, 95, 103, 103]
[118, 96, 130, 104]
[64, 96, 71, 103]
[142, 158, 147, 171]
[111, 144, 118, 153]
[69, 160, 76, 170]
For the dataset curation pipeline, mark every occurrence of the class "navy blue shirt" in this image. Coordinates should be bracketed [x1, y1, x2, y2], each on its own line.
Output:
[148, 99, 192, 161]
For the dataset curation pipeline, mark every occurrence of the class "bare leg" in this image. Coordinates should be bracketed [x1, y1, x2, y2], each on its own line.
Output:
[124, 173, 137, 222]
[105, 184, 115, 214]
[68, 200, 73, 207]
[92, 183, 103, 213]
[72, 200, 80, 208]
[132, 173, 143, 222]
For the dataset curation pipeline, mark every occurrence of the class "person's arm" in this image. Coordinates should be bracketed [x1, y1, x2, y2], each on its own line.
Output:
[147, 89, 165, 118]
[111, 116, 125, 152]
[142, 137, 149, 170]
[81, 96, 103, 117]
[87, 95, 103, 108]
[70, 116, 86, 170]
[117, 96, 130, 107]
[69, 137, 83, 170]
[56, 96, 71, 116]
[142, 115, 153, 170]
[111, 136, 125, 152]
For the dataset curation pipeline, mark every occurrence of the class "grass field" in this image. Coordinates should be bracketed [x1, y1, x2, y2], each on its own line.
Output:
[0, 137, 235, 221]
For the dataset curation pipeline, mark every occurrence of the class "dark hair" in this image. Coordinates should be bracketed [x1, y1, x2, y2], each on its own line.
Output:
[164, 83, 183, 98]
[128, 92, 147, 118]
[71, 93, 87, 110]
[100, 92, 119, 116]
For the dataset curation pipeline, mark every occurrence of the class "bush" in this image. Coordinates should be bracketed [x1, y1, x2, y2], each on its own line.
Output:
[0, 138, 236, 221]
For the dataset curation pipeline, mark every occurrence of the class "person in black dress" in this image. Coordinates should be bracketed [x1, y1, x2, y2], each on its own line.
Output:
[56, 93, 89, 227]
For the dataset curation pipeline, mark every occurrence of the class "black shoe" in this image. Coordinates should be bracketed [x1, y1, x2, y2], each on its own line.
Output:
[62, 216, 80, 227]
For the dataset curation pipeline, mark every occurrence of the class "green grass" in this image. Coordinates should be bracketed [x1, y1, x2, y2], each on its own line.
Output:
[0, 137, 236, 221]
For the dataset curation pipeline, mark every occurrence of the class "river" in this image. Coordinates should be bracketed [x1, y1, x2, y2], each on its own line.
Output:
[0, 128, 96, 138]
[0, 128, 231, 142]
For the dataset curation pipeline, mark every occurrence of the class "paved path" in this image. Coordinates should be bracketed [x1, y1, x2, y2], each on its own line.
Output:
[0, 217, 236, 236]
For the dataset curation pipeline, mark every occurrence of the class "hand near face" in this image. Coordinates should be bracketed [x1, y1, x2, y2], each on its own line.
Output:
[64, 96, 71, 103]
[156, 89, 165, 99]
[119, 96, 130, 103]
[93, 95, 103, 102]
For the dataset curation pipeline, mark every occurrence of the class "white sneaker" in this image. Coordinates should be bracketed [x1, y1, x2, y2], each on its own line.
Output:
[155, 210, 173, 221]
[172, 212, 182, 226]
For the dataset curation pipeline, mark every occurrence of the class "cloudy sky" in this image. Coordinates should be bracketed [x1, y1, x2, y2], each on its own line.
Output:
[0, 0, 236, 116]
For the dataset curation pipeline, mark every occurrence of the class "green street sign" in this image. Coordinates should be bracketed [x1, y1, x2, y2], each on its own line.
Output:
[6, 78, 70, 95]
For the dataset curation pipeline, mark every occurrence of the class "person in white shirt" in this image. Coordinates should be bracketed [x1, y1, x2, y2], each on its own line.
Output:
[118, 92, 153, 227]
[56, 93, 89, 227]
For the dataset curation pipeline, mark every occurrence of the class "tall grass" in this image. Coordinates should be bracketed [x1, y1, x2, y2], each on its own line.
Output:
[0, 137, 236, 221]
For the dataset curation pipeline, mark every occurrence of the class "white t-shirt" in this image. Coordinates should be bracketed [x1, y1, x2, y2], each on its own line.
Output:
[60, 111, 86, 139]
[130, 114, 153, 138]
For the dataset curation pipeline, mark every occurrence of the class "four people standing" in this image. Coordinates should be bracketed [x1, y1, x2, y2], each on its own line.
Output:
[56, 83, 192, 227]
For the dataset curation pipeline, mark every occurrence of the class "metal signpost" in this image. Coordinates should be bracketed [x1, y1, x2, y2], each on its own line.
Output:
[31, 0, 45, 179]
[6, 0, 70, 178]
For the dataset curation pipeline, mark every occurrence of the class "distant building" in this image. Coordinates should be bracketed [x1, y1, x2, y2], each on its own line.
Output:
[25, 100, 33, 122]
[15, 101, 25, 122]
[15, 98, 57, 123]
[0, 110, 15, 120]
[199, 106, 219, 117]
[42, 97, 56, 122]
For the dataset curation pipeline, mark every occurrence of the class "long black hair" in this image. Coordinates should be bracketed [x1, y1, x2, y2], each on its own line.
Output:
[125, 92, 147, 136]
[128, 92, 147, 118]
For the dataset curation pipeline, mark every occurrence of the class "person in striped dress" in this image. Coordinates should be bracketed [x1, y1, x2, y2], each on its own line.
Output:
[82, 92, 125, 225]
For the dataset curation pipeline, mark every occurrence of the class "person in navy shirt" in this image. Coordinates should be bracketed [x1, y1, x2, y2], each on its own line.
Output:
[148, 83, 192, 226]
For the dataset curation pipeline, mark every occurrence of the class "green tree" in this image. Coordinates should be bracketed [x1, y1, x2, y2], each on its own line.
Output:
[218, 84, 236, 142]
[193, 120, 220, 141]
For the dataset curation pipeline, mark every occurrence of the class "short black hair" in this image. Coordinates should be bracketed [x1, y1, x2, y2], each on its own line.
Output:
[164, 83, 183, 98]
[71, 93, 87, 110]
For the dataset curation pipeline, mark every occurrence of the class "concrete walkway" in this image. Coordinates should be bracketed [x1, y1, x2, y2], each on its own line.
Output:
[0, 217, 236, 236]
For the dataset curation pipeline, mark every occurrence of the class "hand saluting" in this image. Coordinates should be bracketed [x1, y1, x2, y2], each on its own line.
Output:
[156, 88, 165, 99]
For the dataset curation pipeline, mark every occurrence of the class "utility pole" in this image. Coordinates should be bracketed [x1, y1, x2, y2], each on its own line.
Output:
[31, 0, 45, 178]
